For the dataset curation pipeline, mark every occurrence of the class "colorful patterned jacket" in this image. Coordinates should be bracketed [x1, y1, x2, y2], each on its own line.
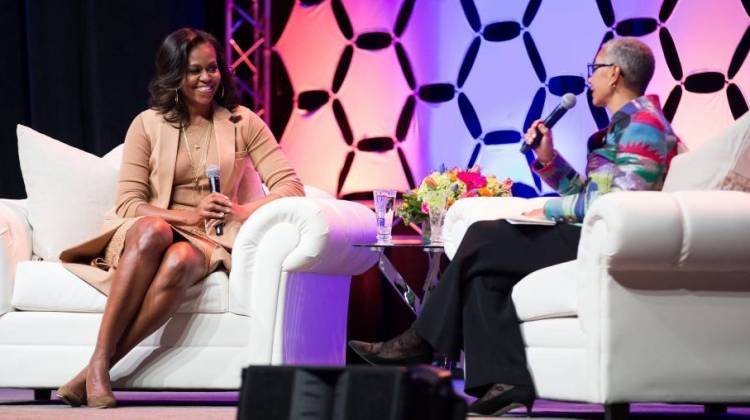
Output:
[533, 95, 678, 223]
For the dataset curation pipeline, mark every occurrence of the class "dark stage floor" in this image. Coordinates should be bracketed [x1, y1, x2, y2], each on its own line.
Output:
[1, 382, 749, 419]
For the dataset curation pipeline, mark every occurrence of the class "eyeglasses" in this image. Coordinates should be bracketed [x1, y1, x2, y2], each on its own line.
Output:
[587, 63, 621, 78]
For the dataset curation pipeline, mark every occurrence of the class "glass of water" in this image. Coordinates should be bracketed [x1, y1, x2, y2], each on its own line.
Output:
[373, 189, 397, 243]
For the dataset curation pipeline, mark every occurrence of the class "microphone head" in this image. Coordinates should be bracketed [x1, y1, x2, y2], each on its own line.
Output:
[206, 164, 220, 178]
[561, 93, 577, 110]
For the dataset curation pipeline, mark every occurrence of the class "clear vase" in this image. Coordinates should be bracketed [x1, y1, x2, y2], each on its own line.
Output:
[428, 204, 447, 244]
[427, 192, 448, 244]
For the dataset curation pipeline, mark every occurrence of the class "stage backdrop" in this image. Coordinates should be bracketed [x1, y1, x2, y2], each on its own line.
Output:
[272, 0, 750, 198]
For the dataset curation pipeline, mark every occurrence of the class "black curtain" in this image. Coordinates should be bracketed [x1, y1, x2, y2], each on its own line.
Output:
[1, 0, 224, 199]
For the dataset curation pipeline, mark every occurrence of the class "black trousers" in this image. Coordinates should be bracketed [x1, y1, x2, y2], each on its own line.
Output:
[415, 220, 581, 396]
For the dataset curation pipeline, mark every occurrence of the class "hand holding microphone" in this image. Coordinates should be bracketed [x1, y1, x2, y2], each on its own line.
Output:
[521, 93, 577, 160]
[200, 164, 231, 236]
[524, 120, 555, 163]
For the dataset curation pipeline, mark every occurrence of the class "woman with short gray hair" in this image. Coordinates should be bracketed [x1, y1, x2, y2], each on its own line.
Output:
[349, 37, 679, 417]
[596, 37, 656, 104]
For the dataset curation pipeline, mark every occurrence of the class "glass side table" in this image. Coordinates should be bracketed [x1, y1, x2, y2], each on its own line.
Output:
[353, 235, 444, 315]
[353, 236, 463, 376]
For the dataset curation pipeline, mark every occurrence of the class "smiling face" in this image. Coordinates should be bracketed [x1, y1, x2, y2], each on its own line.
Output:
[180, 42, 221, 113]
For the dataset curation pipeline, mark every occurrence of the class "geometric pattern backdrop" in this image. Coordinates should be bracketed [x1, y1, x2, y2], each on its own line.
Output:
[272, 0, 750, 198]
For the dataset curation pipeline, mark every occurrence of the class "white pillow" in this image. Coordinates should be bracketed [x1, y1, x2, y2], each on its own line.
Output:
[16, 125, 122, 261]
[663, 112, 750, 192]
[102, 143, 124, 170]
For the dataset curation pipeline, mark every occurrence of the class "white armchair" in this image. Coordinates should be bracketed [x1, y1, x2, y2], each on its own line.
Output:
[0, 193, 377, 393]
[443, 117, 750, 417]
[0, 125, 379, 396]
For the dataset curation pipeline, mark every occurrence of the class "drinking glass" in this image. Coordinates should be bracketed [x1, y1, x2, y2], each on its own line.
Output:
[373, 189, 397, 243]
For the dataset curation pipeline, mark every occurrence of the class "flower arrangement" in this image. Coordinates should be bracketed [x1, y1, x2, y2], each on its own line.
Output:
[397, 165, 513, 226]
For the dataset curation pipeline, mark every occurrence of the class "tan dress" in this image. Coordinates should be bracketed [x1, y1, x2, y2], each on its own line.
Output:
[60, 105, 304, 295]
[101, 118, 228, 276]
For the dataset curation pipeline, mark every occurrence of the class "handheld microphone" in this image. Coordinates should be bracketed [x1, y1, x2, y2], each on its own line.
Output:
[520, 93, 577, 153]
[206, 165, 223, 236]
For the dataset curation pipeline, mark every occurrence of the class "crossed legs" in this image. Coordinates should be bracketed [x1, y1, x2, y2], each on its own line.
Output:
[58, 217, 206, 407]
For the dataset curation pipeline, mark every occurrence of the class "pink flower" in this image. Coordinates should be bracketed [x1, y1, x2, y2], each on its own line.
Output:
[421, 201, 429, 214]
[457, 171, 486, 191]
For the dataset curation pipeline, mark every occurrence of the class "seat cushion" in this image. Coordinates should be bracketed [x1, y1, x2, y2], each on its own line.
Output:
[11, 261, 229, 313]
[512, 260, 577, 321]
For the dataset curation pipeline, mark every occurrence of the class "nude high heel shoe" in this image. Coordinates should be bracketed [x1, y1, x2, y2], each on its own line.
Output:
[55, 385, 86, 407]
[86, 393, 117, 409]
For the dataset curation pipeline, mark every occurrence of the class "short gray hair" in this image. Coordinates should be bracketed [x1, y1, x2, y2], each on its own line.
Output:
[601, 37, 655, 95]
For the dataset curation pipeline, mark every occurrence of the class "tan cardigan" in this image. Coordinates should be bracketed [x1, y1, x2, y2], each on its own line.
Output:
[60, 105, 304, 290]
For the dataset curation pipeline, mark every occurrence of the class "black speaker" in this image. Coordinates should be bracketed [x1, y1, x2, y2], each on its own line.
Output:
[237, 364, 466, 420]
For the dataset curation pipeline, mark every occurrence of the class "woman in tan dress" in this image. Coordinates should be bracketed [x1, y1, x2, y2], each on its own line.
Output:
[55, 28, 304, 408]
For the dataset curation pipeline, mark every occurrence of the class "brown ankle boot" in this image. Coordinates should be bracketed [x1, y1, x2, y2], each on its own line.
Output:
[348, 324, 433, 365]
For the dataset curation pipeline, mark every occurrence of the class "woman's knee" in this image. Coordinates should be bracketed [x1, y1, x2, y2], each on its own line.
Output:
[466, 220, 511, 237]
[154, 242, 205, 291]
[459, 220, 506, 249]
[126, 217, 173, 255]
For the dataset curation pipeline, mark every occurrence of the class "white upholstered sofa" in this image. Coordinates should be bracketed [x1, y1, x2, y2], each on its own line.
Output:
[443, 114, 750, 418]
[0, 126, 378, 396]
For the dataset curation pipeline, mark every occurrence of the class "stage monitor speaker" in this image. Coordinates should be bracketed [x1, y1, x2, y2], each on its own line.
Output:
[237, 364, 466, 420]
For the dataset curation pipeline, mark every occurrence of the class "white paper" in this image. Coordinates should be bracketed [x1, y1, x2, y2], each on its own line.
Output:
[505, 215, 557, 226]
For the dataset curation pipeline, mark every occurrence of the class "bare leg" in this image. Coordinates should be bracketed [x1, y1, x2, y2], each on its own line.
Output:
[57, 230, 206, 407]
[109, 241, 206, 366]
[73, 217, 173, 406]
[57, 240, 205, 406]
[84, 240, 204, 407]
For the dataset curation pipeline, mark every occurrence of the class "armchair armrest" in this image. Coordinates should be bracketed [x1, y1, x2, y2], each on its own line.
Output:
[443, 196, 551, 259]
[575, 191, 750, 402]
[579, 190, 750, 272]
[0, 200, 32, 315]
[228, 196, 378, 315]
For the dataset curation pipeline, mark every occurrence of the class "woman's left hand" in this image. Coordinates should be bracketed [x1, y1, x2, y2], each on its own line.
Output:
[205, 200, 252, 233]
[522, 207, 547, 220]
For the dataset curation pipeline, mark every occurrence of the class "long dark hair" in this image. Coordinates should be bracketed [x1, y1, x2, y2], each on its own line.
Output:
[148, 28, 238, 125]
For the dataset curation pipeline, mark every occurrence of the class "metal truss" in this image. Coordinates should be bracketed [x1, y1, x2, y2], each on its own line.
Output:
[225, 0, 271, 123]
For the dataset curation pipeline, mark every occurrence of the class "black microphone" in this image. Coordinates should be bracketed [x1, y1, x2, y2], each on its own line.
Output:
[206, 164, 223, 236]
[520, 93, 577, 153]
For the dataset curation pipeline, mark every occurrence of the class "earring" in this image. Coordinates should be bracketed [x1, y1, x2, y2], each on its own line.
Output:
[219, 85, 225, 100]
[174, 89, 180, 105]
